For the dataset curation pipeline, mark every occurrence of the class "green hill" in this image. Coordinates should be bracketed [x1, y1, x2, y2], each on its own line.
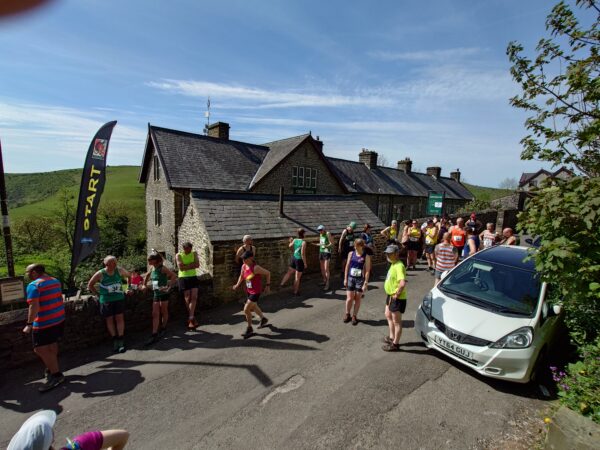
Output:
[463, 183, 514, 202]
[8, 166, 144, 219]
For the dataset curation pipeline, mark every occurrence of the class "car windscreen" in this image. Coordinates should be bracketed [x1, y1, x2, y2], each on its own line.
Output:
[439, 258, 540, 316]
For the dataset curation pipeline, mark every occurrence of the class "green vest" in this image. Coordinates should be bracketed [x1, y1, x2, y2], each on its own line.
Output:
[178, 251, 197, 278]
[99, 268, 125, 303]
[151, 265, 169, 299]
[319, 234, 331, 253]
[293, 239, 304, 259]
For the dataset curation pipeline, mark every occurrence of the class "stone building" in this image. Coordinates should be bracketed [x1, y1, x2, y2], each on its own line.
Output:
[518, 167, 573, 191]
[138, 122, 472, 302]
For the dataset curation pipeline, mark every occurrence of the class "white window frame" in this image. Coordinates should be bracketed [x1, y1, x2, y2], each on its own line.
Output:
[154, 199, 162, 226]
[292, 166, 298, 187]
[298, 167, 304, 187]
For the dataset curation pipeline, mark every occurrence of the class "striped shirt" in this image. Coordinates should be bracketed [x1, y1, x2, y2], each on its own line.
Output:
[27, 276, 65, 330]
[435, 243, 456, 271]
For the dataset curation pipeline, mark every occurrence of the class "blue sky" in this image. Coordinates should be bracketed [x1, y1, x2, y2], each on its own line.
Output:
[0, 0, 575, 185]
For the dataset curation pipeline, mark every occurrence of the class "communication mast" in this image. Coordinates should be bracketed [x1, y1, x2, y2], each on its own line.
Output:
[203, 97, 211, 135]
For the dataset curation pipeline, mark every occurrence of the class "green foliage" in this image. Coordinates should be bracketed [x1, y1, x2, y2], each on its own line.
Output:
[507, 0, 600, 177]
[462, 183, 513, 202]
[456, 199, 492, 214]
[518, 177, 600, 344]
[551, 339, 600, 423]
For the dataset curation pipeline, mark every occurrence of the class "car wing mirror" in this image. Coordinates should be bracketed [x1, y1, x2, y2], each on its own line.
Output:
[552, 304, 562, 316]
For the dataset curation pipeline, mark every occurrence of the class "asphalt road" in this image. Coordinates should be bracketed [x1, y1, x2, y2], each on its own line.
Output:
[0, 262, 546, 449]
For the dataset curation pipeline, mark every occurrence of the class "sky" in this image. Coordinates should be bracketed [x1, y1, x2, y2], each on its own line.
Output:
[0, 0, 582, 186]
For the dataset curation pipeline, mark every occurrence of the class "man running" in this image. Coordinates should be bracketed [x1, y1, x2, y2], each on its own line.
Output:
[142, 253, 177, 346]
[449, 217, 466, 263]
[424, 219, 438, 272]
[381, 245, 407, 352]
[176, 242, 200, 330]
[280, 228, 307, 296]
[434, 232, 456, 286]
[500, 228, 518, 245]
[23, 264, 65, 392]
[343, 238, 371, 325]
[233, 251, 271, 338]
[312, 225, 333, 290]
[88, 256, 131, 353]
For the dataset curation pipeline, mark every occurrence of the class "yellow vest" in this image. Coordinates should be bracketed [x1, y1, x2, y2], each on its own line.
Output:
[178, 251, 197, 278]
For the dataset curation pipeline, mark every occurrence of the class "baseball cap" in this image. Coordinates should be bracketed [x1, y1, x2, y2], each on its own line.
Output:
[348, 221, 356, 229]
[383, 244, 400, 254]
[317, 225, 325, 231]
[241, 251, 254, 260]
[8, 410, 56, 450]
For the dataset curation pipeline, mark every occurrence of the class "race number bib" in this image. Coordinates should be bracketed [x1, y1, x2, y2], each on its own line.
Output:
[105, 283, 122, 294]
[152, 280, 160, 291]
[409, 237, 418, 242]
[453, 235, 462, 242]
[246, 280, 253, 289]
[350, 267, 362, 277]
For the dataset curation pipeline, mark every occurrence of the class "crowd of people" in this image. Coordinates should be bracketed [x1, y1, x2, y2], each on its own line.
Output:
[14, 214, 518, 448]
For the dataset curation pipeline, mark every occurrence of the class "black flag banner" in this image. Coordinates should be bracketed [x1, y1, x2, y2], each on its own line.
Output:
[70, 121, 117, 278]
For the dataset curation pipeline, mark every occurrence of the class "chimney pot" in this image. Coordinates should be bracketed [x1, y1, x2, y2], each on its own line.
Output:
[426, 166, 442, 178]
[397, 157, 413, 173]
[450, 169, 461, 182]
[359, 149, 378, 170]
[207, 122, 230, 140]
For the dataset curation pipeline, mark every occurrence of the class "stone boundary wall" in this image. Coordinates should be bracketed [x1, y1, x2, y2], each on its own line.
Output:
[413, 208, 520, 232]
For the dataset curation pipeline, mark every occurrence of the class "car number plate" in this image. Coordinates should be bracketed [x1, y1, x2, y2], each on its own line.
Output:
[434, 335, 474, 360]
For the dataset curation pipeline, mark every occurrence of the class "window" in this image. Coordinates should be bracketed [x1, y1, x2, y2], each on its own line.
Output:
[292, 166, 298, 187]
[292, 166, 317, 190]
[153, 155, 161, 181]
[298, 167, 304, 187]
[311, 169, 317, 188]
[154, 199, 162, 226]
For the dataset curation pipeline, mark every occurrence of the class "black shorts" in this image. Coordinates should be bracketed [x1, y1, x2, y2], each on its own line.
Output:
[452, 246, 464, 256]
[247, 293, 260, 302]
[386, 296, 407, 314]
[347, 276, 365, 292]
[319, 252, 331, 261]
[425, 245, 435, 254]
[32, 322, 64, 348]
[100, 299, 126, 318]
[178, 276, 199, 291]
[407, 240, 420, 251]
[289, 257, 305, 273]
[153, 294, 169, 303]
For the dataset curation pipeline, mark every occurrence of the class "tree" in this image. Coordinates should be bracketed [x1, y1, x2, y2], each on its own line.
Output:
[53, 188, 76, 253]
[498, 177, 518, 190]
[507, 0, 600, 177]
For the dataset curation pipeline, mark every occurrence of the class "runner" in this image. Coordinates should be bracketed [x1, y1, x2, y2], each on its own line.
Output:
[480, 222, 499, 249]
[381, 244, 407, 352]
[500, 228, 518, 245]
[235, 235, 257, 265]
[176, 242, 200, 331]
[466, 213, 483, 234]
[380, 220, 399, 244]
[462, 227, 480, 258]
[338, 222, 356, 286]
[23, 263, 65, 392]
[280, 228, 307, 296]
[449, 217, 467, 263]
[434, 232, 456, 286]
[424, 219, 438, 272]
[343, 238, 371, 325]
[406, 219, 422, 270]
[142, 253, 177, 346]
[233, 251, 271, 338]
[87, 256, 131, 353]
[312, 225, 333, 291]
[360, 223, 375, 256]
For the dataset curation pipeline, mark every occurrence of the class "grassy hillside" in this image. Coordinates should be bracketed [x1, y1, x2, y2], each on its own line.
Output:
[463, 183, 514, 202]
[8, 166, 144, 219]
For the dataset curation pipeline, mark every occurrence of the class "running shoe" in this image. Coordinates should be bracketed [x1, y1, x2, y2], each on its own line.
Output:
[351, 316, 359, 326]
[323, 282, 329, 291]
[343, 313, 352, 323]
[117, 339, 126, 353]
[242, 326, 254, 338]
[38, 372, 65, 392]
[112, 338, 120, 353]
[258, 317, 269, 329]
[382, 336, 393, 344]
[382, 343, 401, 352]
[144, 334, 159, 346]
[191, 318, 199, 328]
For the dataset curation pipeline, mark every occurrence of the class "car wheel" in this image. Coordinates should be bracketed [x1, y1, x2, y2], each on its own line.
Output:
[530, 348, 554, 398]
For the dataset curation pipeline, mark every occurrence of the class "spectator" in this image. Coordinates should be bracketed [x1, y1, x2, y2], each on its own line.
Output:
[360, 223, 375, 256]
[434, 232, 456, 286]
[500, 228, 518, 245]
[176, 242, 200, 331]
[142, 253, 177, 346]
[480, 223, 499, 249]
[235, 235, 257, 265]
[338, 222, 357, 287]
[406, 220, 422, 270]
[23, 263, 65, 392]
[380, 220, 399, 244]
[462, 227, 480, 258]
[312, 225, 333, 291]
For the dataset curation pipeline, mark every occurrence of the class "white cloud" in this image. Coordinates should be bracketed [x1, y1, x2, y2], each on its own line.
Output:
[146, 79, 393, 109]
[368, 47, 483, 62]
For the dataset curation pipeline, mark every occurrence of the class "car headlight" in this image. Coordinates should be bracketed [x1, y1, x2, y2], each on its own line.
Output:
[491, 326, 533, 349]
[421, 292, 433, 320]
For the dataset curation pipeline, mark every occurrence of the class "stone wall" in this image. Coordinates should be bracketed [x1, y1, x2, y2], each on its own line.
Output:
[0, 287, 214, 370]
[177, 204, 213, 277]
[252, 140, 345, 195]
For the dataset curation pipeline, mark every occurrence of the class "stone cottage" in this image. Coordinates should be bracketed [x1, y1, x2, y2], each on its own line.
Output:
[138, 122, 471, 301]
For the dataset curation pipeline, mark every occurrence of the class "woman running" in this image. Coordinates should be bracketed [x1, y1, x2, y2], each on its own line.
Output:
[233, 251, 271, 338]
[142, 253, 177, 346]
[280, 228, 307, 296]
[343, 238, 371, 325]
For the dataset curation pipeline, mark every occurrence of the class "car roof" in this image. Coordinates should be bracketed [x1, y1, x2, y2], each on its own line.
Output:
[471, 245, 537, 272]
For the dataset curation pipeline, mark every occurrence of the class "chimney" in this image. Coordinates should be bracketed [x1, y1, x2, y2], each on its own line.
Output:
[207, 122, 230, 140]
[397, 157, 412, 173]
[359, 148, 378, 170]
[426, 166, 442, 178]
[312, 135, 323, 153]
[450, 169, 461, 182]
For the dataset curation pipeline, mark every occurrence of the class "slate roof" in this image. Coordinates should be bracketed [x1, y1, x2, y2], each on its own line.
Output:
[140, 125, 269, 190]
[248, 134, 310, 189]
[190, 191, 385, 242]
[518, 167, 572, 187]
[328, 158, 473, 200]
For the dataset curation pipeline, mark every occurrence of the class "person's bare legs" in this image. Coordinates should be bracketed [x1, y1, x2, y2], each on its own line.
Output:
[385, 305, 394, 341]
[115, 314, 125, 337]
[33, 343, 59, 374]
[392, 311, 403, 345]
[345, 289, 354, 316]
[293, 271, 303, 294]
[320, 259, 327, 283]
[324, 258, 330, 288]
[151, 302, 160, 334]
[160, 301, 169, 329]
[188, 288, 198, 319]
[105, 317, 117, 337]
[353, 291, 363, 316]
[99, 429, 129, 450]
[243, 301, 254, 328]
[280, 268, 295, 287]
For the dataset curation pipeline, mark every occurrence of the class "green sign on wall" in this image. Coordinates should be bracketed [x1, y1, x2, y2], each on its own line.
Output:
[426, 192, 444, 215]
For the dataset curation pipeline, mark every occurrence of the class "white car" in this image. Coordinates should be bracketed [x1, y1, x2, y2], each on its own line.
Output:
[415, 245, 563, 383]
